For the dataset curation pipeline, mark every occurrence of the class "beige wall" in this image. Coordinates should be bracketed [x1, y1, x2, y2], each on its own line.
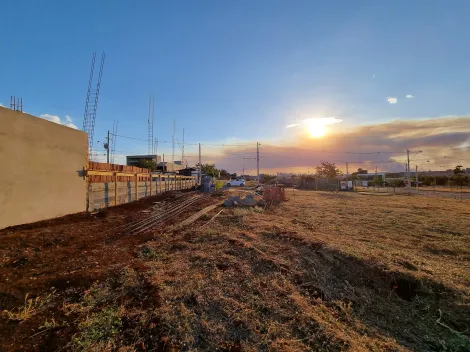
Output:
[0, 107, 87, 229]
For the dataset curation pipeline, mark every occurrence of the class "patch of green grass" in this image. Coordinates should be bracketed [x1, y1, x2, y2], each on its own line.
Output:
[139, 244, 162, 260]
[73, 307, 122, 350]
[200, 214, 211, 221]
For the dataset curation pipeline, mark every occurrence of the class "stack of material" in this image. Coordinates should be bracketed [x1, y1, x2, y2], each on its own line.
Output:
[263, 185, 288, 203]
[223, 195, 263, 207]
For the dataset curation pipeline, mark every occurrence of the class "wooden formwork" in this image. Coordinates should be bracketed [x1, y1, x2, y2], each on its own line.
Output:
[85, 162, 196, 211]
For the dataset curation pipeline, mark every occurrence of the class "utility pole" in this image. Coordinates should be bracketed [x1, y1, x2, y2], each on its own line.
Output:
[375, 165, 378, 192]
[106, 130, 110, 164]
[416, 165, 419, 193]
[198, 143, 202, 185]
[171, 120, 175, 172]
[154, 138, 158, 160]
[242, 164, 245, 179]
[406, 149, 411, 193]
[182, 128, 185, 168]
[346, 162, 349, 177]
[256, 142, 260, 185]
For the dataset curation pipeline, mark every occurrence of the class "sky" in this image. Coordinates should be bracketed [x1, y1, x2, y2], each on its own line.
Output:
[1, 0, 469, 174]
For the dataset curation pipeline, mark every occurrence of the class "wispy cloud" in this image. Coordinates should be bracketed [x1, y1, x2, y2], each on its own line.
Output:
[39, 114, 78, 129]
[387, 97, 398, 104]
[286, 117, 342, 129]
[406, 94, 415, 99]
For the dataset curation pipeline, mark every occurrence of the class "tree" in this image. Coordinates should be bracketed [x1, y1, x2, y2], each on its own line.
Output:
[316, 161, 342, 179]
[453, 165, 465, 175]
[219, 169, 230, 179]
[370, 175, 383, 186]
[196, 163, 219, 177]
[261, 174, 277, 184]
[138, 159, 157, 171]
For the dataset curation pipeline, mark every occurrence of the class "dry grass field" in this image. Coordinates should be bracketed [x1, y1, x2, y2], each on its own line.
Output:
[1, 190, 469, 351]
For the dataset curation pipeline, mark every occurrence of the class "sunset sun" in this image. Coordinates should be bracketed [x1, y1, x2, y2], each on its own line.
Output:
[305, 119, 327, 138]
[286, 117, 342, 138]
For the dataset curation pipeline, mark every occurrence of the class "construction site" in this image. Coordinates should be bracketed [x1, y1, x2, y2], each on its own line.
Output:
[1, 29, 469, 352]
[1, 95, 469, 350]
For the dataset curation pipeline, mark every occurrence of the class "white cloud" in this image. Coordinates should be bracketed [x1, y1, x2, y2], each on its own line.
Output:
[64, 122, 78, 129]
[39, 114, 78, 129]
[387, 97, 398, 104]
[0, 103, 4, 107]
[286, 117, 342, 129]
[406, 94, 414, 99]
[40, 114, 62, 124]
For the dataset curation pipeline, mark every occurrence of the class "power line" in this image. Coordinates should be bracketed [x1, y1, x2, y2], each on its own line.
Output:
[111, 133, 250, 147]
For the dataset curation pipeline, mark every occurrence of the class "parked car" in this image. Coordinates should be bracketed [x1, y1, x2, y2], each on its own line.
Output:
[226, 178, 245, 187]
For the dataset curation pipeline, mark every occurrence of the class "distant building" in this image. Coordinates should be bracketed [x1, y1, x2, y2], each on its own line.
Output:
[178, 167, 197, 176]
[126, 154, 161, 167]
[156, 161, 184, 172]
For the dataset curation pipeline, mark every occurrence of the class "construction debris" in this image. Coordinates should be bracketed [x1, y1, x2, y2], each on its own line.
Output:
[177, 204, 219, 228]
[263, 185, 288, 203]
[223, 194, 264, 207]
[122, 192, 214, 235]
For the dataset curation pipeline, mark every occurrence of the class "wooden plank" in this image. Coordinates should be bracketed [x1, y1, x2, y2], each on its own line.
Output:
[87, 170, 113, 176]
[176, 204, 218, 228]
[200, 209, 224, 228]
[88, 170, 151, 177]
[134, 174, 138, 201]
[114, 172, 118, 206]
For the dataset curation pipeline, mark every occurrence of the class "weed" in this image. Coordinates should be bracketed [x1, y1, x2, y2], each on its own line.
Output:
[253, 206, 264, 213]
[335, 301, 353, 321]
[3, 292, 54, 321]
[139, 244, 159, 260]
[39, 318, 59, 329]
[83, 282, 114, 309]
[73, 307, 122, 350]
[233, 208, 250, 217]
[200, 214, 211, 221]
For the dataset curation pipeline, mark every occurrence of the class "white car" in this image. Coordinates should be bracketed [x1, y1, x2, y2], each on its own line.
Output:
[226, 179, 245, 187]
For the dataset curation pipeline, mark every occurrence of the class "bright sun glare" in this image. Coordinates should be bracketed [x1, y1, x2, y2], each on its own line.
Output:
[286, 117, 343, 138]
[305, 119, 327, 138]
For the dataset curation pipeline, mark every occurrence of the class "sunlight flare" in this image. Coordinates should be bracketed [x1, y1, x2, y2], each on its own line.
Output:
[286, 117, 342, 138]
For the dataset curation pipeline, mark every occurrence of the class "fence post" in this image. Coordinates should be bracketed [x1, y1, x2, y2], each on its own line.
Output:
[134, 174, 138, 201]
[149, 174, 152, 196]
[114, 172, 118, 206]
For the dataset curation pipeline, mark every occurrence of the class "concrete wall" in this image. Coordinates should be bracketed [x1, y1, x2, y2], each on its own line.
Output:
[0, 107, 87, 229]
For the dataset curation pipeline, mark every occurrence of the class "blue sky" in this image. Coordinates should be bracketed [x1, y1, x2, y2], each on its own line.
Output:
[1, 0, 470, 170]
